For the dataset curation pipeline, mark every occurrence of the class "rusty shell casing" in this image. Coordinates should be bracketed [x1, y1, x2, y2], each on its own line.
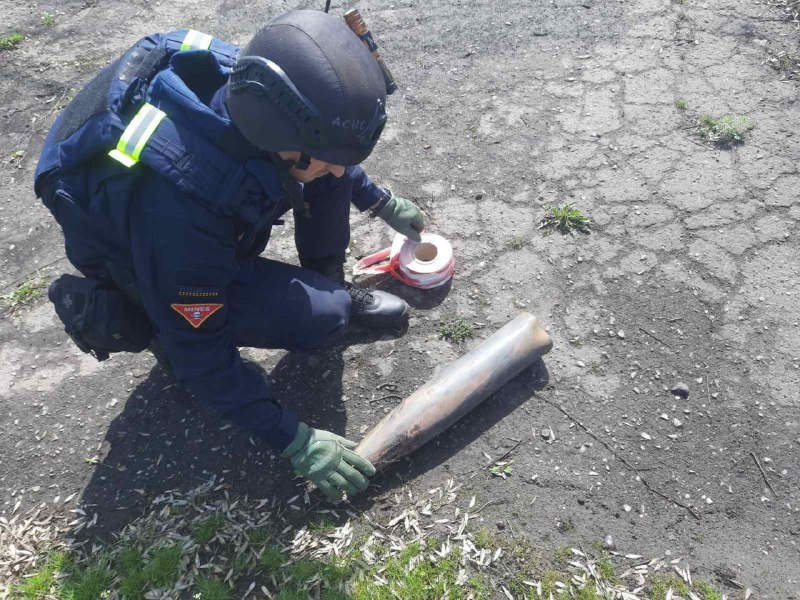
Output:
[356, 313, 552, 471]
[344, 8, 398, 94]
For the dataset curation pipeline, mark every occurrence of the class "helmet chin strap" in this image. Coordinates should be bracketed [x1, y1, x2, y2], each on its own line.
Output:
[270, 152, 312, 218]
[293, 153, 312, 171]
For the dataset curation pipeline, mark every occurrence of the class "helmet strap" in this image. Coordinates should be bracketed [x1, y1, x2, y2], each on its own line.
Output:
[270, 152, 312, 219]
[293, 153, 312, 171]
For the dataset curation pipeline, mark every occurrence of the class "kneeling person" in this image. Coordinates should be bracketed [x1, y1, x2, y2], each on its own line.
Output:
[35, 10, 425, 501]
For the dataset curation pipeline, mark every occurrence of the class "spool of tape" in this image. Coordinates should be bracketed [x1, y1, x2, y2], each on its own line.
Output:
[353, 233, 455, 289]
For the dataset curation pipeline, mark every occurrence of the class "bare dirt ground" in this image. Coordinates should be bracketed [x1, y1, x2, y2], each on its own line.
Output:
[1, 0, 799, 597]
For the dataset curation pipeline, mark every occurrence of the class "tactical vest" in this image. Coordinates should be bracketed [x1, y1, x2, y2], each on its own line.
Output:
[34, 30, 299, 362]
[34, 29, 286, 247]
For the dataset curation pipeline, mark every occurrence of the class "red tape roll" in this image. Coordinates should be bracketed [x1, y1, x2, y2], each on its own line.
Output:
[353, 233, 455, 289]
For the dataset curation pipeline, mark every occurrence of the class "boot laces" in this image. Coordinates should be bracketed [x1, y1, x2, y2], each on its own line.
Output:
[344, 282, 375, 306]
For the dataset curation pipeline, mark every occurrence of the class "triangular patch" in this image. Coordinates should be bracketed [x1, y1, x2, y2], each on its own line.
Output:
[170, 303, 223, 328]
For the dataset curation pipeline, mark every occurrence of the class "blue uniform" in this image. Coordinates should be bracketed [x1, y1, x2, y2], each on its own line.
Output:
[35, 31, 385, 450]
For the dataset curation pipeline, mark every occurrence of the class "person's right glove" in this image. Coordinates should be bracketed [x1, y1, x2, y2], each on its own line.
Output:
[372, 190, 425, 242]
[282, 422, 376, 502]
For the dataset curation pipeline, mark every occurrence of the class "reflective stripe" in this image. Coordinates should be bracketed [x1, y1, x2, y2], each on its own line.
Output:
[108, 103, 166, 168]
[181, 30, 213, 51]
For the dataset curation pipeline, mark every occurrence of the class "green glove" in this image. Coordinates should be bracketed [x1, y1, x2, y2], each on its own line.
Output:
[282, 422, 376, 502]
[374, 192, 425, 242]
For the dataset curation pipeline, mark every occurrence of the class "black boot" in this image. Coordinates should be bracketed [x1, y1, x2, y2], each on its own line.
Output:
[344, 281, 409, 328]
[300, 255, 409, 329]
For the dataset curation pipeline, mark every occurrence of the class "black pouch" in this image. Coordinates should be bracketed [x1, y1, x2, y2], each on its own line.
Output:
[48, 274, 154, 361]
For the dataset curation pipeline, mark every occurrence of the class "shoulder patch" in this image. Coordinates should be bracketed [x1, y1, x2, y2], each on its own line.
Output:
[171, 303, 224, 328]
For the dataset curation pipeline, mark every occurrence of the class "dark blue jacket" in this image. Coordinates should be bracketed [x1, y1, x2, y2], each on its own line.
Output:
[34, 31, 384, 450]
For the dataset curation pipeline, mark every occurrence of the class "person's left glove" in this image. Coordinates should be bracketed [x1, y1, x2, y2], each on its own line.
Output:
[282, 422, 376, 502]
[372, 191, 425, 242]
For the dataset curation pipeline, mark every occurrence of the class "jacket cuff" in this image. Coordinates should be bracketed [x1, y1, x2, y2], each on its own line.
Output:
[351, 174, 387, 212]
[265, 405, 300, 452]
[281, 421, 309, 458]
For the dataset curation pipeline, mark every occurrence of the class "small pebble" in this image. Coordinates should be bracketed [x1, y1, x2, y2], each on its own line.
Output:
[603, 534, 616, 550]
[617, 330, 626, 339]
[670, 382, 690, 398]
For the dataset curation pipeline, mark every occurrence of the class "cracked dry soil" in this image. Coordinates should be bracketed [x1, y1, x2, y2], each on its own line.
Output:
[1, 0, 799, 597]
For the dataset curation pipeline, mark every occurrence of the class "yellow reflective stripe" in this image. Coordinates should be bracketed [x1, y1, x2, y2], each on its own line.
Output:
[108, 103, 166, 167]
[117, 106, 150, 154]
[130, 107, 165, 159]
[181, 30, 213, 51]
[108, 149, 137, 168]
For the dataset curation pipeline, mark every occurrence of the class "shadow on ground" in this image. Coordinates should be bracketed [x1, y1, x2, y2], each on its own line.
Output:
[362, 359, 551, 497]
[77, 338, 549, 538]
[353, 274, 452, 310]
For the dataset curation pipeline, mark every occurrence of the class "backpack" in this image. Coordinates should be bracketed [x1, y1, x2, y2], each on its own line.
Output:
[34, 30, 284, 360]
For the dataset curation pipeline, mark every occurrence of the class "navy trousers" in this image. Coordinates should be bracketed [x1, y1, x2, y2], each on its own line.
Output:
[227, 257, 350, 352]
[197, 172, 356, 353]
[231, 169, 356, 349]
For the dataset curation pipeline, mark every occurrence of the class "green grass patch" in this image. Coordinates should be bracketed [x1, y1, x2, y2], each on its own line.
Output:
[289, 558, 325, 582]
[193, 514, 225, 545]
[41, 12, 56, 26]
[553, 545, 573, 563]
[489, 463, 513, 478]
[275, 589, 307, 600]
[468, 575, 488, 598]
[507, 236, 527, 250]
[16, 551, 69, 598]
[3, 477, 744, 600]
[575, 586, 603, 600]
[539, 203, 591, 235]
[17, 553, 115, 600]
[308, 514, 337, 533]
[598, 557, 615, 580]
[540, 569, 569, 596]
[556, 517, 575, 533]
[60, 556, 114, 600]
[697, 114, 753, 145]
[196, 576, 230, 600]
[0, 32, 24, 51]
[142, 544, 182, 588]
[258, 545, 286, 577]
[247, 526, 270, 546]
[695, 579, 723, 600]
[116, 546, 146, 599]
[322, 558, 353, 587]
[2, 278, 44, 311]
[350, 541, 475, 600]
[648, 575, 689, 599]
[437, 317, 475, 343]
[474, 527, 501, 550]
[675, 98, 688, 110]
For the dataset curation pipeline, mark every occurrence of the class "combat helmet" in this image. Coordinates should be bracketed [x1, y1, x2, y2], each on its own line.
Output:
[226, 10, 388, 167]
